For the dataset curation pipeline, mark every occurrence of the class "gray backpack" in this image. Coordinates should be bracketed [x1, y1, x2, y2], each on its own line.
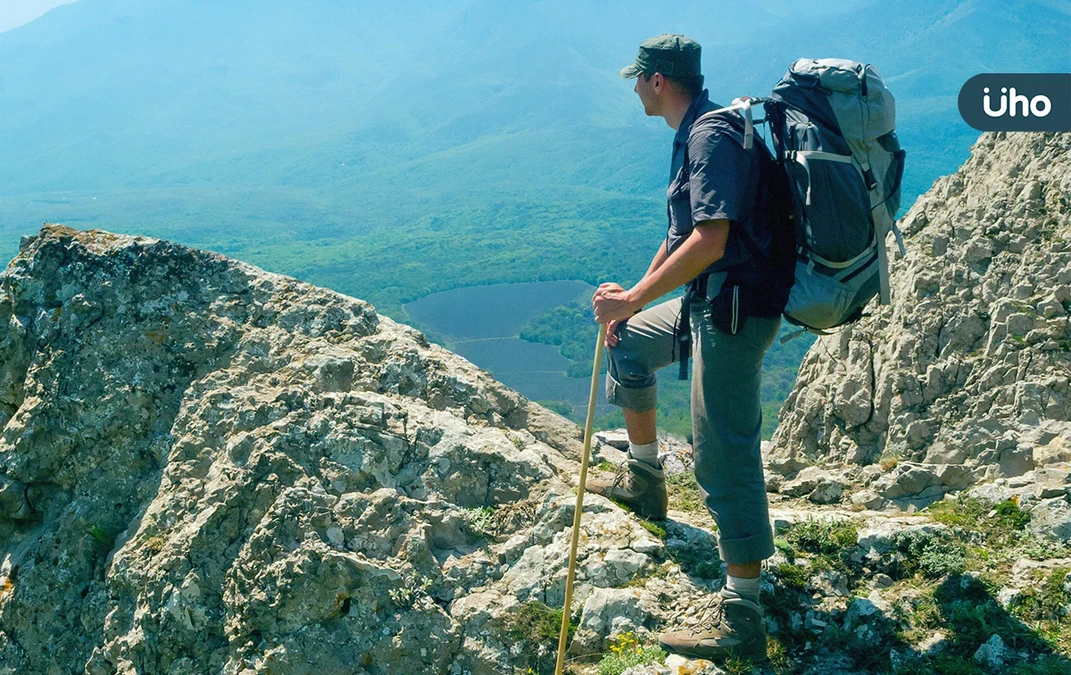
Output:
[675, 59, 907, 377]
[761, 58, 907, 334]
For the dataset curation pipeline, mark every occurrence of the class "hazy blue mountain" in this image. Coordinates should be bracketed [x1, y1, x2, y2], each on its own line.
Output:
[0, 0, 1067, 315]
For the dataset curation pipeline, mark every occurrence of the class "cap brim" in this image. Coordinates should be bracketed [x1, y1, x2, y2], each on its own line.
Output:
[620, 63, 643, 79]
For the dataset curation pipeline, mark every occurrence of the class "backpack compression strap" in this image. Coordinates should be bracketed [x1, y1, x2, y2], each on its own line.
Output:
[788, 148, 908, 303]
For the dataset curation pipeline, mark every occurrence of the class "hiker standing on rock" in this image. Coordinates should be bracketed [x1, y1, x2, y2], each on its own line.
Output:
[587, 34, 787, 665]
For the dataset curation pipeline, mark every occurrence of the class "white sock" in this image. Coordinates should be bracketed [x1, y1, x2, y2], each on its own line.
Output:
[721, 574, 761, 605]
[627, 440, 660, 468]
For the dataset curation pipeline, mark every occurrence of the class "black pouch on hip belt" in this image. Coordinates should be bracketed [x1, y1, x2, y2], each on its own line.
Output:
[676, 272, 745, 379]
[709, 267, 786, 336]
[709, 282, 746, 335]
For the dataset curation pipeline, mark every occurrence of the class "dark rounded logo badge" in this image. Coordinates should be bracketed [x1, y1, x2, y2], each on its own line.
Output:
[959, 73, 1071, 132]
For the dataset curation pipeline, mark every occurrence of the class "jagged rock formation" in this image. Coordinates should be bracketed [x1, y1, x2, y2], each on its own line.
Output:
[0, 225, 639, 674]
[768, 132, 1071, 512]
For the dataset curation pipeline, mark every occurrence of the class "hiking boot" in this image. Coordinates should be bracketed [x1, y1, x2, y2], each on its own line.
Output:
[585, 458, 667, 521]
[658, 593, 768, 663]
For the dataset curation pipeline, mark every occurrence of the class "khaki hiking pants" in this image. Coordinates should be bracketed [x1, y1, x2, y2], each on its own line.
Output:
[605, 291, 780, 565]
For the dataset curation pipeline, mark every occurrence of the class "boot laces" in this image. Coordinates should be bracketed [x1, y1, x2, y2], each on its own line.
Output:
[693, 593, 727, 634]
[609, 461, 636, 491]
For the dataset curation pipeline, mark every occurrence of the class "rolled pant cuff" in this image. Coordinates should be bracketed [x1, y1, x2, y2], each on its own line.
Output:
[716, 526, 776, 565]
[605, 373, 657, 412]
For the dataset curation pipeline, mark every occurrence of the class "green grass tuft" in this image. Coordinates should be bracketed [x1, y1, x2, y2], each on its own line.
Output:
[596, 632, 666, 675]
[637, 517, 666, 540]
[460, 505, 497, 539]
[666, 470, 704, 514]
[889, 529, 967, 580]
[785, 516, 858, 556]
[495, 600, 576, 644]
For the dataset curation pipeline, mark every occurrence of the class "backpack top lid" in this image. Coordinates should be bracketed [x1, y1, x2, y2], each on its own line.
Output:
[771, 58, 896, 145]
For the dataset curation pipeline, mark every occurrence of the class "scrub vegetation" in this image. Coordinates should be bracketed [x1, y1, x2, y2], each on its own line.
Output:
[595, 632, 666, 675]
[748, 498, 1071, 674]
[579, 495, 1071, 674]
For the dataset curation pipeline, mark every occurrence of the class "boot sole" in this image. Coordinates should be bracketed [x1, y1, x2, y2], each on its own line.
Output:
[605, 495, 667, 521]
[585, 482, 667, 521]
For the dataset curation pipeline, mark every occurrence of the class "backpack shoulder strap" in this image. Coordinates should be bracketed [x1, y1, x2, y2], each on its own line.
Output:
[693, 98, 755, 149]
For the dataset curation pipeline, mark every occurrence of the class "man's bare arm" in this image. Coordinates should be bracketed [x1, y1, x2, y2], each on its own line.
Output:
[593, 219, 730, 323]
[643, 239, 671, 279]
[600, 238, 675, 346]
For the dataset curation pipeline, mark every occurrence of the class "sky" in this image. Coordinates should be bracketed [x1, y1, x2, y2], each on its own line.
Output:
[0, 0, 78, 33]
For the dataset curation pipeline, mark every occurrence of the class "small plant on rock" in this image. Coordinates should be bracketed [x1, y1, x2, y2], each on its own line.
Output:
[890, 529, 966, 580]
[1009, 567, 1071, 623]
[595, 631, 666, 675]
[460, 505, 497, 539]
[87, 525, 109, 545]
[492, 600, 579, 675]
[496, 600, 576, 644]
[879, 449, 901, 471]
[636, 516, 666, 540]
[720, 653, 757, 675]
[785, 516, 858, 556]
[387, 575, 433, 608]
[666, 471, 704, 513]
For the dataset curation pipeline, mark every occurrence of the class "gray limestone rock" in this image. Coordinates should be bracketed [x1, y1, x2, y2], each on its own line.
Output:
[935, 463, 980, 491]
[809, 569, 850, 597]
[1027, 497, 1071, 542]
[809, 480, 844, 505]
[854, 521, 948, 561]
[973, 634, 1011, 668]
[0, 225, 656, 675]
[842, 590, 892, 633]
[780, 466, 844, 502]
[1034, 466, 1071, 499]
[571, 587, 654, 655]
[594, 429, 630, 450]
[870, 573, 895, 589]
[851, 489, 887, 510]
[767, 133, 1071, 513]
[916, 630, 949, 656]
[871, 463, 940, 499]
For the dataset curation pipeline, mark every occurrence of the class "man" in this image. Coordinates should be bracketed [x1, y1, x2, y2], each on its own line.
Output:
[586, 34, 783, 664]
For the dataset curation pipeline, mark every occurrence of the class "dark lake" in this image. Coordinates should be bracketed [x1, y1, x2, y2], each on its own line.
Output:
[403, 280, 607, 411]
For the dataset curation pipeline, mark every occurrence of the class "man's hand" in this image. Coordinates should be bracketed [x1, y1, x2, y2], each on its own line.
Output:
[592, 282, 641, 325]
[604, 319, 623, 347]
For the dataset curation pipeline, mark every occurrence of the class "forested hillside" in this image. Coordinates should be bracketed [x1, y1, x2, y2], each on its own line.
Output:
[1, 0, 1067, 319]
[1, 0, 1066, 435]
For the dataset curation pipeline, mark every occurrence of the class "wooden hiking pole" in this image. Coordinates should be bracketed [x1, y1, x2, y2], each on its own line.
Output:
[554, 322, 608, 675]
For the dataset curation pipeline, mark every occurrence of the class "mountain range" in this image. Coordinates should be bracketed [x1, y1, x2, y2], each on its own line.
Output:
[1, 0, 1068, 317]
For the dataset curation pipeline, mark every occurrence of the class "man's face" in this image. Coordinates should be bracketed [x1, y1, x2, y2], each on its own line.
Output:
[634, 73, 660, 117]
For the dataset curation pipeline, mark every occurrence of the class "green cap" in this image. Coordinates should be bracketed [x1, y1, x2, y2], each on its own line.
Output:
[620, 34, 702, 79]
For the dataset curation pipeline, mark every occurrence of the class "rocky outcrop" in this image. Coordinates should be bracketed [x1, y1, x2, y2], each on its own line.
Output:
[768, 132, 1071, 512]
[0, 225, 651, 674]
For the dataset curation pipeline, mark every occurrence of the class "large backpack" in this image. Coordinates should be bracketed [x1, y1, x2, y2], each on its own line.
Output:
[766, 58, 907, 333]
[676, 59, 906, 377]
[703, 58, 907, 335]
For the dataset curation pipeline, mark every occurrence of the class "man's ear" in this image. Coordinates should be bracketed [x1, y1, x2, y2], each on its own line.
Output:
[652, 72, 664, 92]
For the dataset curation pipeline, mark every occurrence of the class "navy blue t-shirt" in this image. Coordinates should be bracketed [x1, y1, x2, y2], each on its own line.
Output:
[665, 90, 773, 282]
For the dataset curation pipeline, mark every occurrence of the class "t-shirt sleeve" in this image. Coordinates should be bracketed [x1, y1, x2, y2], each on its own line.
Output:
[687, 123, 751, 224]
